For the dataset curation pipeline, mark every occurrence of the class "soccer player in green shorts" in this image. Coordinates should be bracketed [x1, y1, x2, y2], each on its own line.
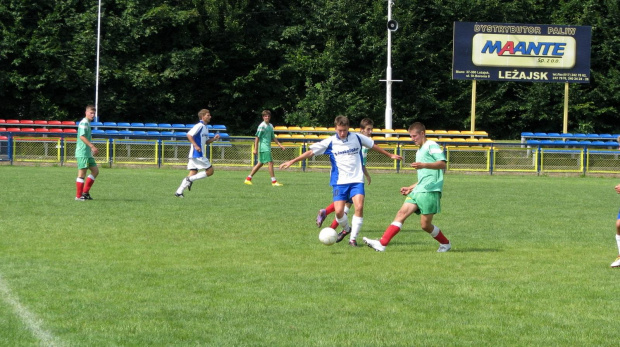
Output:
[244, 110, 285, 186]
[364, 122, 452, 252]
[74, 105, 99, 201]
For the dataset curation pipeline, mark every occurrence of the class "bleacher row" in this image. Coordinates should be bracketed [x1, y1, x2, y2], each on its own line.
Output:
[522, 132, 620, 147]
[0, 119, 229, 140]
[274, 125, 489, 138]
[275, 133, 494, 143]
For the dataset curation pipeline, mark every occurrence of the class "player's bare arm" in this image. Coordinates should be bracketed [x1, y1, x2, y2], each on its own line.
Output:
[279, 150, 314, 170]
[80, 135, 99, 155]
[615, 184, 620, 194]
[400, 183, 416, 195]
[363, 166, 371, 185]
[371, 144, 402, 160]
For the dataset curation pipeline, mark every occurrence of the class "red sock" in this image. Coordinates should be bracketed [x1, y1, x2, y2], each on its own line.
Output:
[76, 179, 84, 198]
[433, 230, 450, 244]
[330, 219, 339, 229]
[325, 202, 335, 215]
[84, 177, 95, 193]
[380, 224, 401, 246]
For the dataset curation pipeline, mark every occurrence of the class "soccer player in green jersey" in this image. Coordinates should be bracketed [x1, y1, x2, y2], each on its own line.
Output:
[74, 105, 99, 201]
[364, 122, 452, 252]
[244, 110, 285, 186]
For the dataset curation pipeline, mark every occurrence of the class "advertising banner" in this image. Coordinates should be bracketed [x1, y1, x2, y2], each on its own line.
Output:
[452, 22, 591, 83]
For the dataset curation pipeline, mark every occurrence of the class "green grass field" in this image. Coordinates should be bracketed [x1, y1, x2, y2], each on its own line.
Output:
[1, 165, 619, 346]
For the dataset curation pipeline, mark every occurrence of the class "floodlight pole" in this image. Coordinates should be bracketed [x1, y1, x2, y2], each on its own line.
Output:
[380, 0, 402, 135]
[94, 0, 102, 122]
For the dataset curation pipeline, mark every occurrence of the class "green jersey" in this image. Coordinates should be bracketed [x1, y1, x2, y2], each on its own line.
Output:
[256, 121, 275, 153]
[413, 140, 446, 193]
[75, 118, 92, 157]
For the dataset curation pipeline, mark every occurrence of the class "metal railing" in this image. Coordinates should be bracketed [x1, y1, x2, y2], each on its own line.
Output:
[1, 133, 619, 174]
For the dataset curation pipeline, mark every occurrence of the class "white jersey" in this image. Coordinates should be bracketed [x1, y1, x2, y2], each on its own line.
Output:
[310, 132, 374, 186]
[186, 121, 210, 158]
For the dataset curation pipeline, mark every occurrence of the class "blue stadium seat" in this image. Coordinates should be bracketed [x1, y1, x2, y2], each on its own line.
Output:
[117, 122, 131, 127]
[92, 129, 105, 135]
[119, 130, 133, 135]
[540, 140, 554, 145]
[212, 124, 227, 131]
[158, 123, 172, 128]
[174, 132, 187, 137]
[560, 133, 573, 137]
[565, 140, 580, 145]
[534, 132, 548, 137]
[105, 130, 119, 135]
[578, 140, 591, 144]
[172, 124, 186, 129]
[91, 121, 104, 127]
[161, 131, 175, 136]
[184, 124, 195, 129]
[147, 131, 160, 136]
[103, 122, 117, 127]
[131, 122, 145, 127]
[599, 134, 614, 140]
[144, 123, 158, 128]
[521, 132, 534, 137]
[591, 141, 607, 146]
[573, 133, 587, 138]
[526, 140, 541, 145]
[217, 132, 230, 140]
[547, 133, 561, 137]
[133, 131, 147, 136]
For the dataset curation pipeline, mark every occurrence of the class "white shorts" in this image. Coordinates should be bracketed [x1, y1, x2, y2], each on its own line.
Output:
[187, 157, 212, 170]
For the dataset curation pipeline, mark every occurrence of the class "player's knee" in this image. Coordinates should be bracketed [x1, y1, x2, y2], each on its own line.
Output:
[206, 168, 214, 177]
[420, 220, 433, 232]
[616, 218, 620, 230]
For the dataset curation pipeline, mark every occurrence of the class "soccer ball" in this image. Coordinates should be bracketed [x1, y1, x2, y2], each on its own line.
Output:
[319, 227, 338, 246]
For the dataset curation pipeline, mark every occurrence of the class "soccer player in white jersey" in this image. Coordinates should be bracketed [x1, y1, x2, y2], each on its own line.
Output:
[316, 118, 374, 246]
[363, 122, 451, 252]
[280, 116, 402, 243]
[175, 109, 220, 197]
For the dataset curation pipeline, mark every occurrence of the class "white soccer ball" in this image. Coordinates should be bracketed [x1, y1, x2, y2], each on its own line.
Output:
[319, 227, 338, 246]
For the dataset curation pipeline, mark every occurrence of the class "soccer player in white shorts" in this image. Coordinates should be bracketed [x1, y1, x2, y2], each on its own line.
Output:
[175, 109, 220, 197]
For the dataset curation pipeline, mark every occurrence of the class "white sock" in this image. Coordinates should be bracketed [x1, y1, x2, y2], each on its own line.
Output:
[343, 205, 350, 215]
[350, 216, 363, 241]
[430, 225, 440, 237]
[246, 175, 252, 180]
[336, 214, 350, 232]
[271, 177, 276, 182]
[87, 174, 95, 181]
[616, 234, 620, 254]
[189, 171, 207, 182]
[176, 177, 186, 194]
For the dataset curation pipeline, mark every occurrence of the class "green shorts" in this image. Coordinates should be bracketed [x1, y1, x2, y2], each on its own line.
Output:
[405, 191, 441, 215]
[77, 157, 97, 169]
[258, 151, 273, 164]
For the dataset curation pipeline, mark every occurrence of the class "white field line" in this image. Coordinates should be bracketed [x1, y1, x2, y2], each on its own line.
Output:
[0, 273, 62, 346]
